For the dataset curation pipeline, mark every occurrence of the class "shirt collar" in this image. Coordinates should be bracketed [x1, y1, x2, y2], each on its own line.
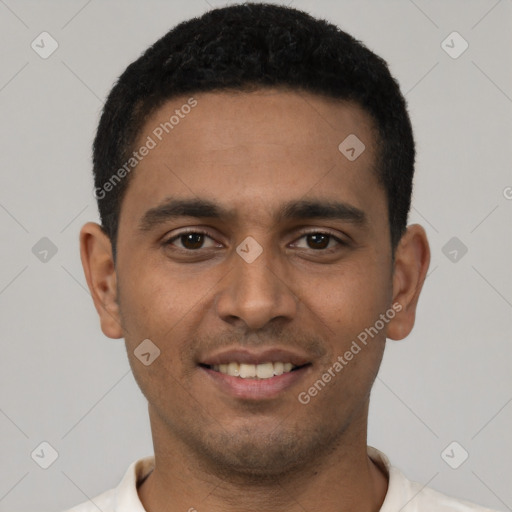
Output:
[114, 455, 155, 511]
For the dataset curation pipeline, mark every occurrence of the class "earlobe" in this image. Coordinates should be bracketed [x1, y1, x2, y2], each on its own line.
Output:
[79, 222, 124, 339]
[386, 224, 431, 341]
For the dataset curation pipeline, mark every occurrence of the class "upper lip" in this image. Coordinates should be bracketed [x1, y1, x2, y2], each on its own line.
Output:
[199, 347, 312, 367]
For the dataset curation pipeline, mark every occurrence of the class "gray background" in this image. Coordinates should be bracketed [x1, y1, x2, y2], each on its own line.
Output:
[0, 0, 511, 511]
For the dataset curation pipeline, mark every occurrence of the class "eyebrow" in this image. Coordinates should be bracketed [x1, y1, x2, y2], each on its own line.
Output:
[137, 197, 368, 233]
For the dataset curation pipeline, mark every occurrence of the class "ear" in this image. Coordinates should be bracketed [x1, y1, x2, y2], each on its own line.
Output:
[386, 224, 431, 341]
[79, 222, 123, 339]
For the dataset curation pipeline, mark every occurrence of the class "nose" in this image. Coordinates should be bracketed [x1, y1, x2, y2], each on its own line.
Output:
[215, 244, 298, 331]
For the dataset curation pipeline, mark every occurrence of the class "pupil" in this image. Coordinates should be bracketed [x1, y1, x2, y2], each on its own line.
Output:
[179, 234, 330, 250]
[308, 234, 329, 249]
[182, 233, 204, 249]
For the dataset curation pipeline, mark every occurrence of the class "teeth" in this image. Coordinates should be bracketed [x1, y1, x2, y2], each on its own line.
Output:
[256, 362, 274, 379]
[227, 362, 239, 377]
[239, 363, 256, 378]
[273, 362, 284, 376]
[210, 362, 299, 379]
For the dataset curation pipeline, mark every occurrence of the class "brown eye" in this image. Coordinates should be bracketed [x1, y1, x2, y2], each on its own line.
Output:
[293, 232, 345, 251]
[180, 233, 205, 250]
[306, 233, 330, 250]
[164, 230, 220, 251]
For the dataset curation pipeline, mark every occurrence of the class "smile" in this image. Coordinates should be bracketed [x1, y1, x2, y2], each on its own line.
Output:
[203, 361, 303, 379]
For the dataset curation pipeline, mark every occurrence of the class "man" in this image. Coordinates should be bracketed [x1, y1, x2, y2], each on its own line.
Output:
[69, 3, 497, 511]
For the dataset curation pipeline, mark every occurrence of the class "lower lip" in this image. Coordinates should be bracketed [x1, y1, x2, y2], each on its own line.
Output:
[199, 365, 311, 400]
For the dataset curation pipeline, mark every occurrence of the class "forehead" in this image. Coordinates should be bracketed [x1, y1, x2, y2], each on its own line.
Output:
[120, 88, 384, 228]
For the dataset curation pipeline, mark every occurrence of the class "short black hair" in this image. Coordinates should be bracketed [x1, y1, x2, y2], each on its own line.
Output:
[93, 2, 415, 263]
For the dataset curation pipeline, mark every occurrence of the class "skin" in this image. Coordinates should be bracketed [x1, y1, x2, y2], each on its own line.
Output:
[80, 88, 430, 512]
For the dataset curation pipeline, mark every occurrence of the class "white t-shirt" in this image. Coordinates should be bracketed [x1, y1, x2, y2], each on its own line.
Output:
[63, 446, 498, 511]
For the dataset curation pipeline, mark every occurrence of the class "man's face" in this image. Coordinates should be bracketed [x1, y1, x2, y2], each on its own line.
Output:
[113, 89, 395, 476]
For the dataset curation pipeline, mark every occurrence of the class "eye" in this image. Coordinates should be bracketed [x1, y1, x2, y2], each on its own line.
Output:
[292, 231, 346, 251]
[163, 229, 347, 253]
[164, 230, 221, 251]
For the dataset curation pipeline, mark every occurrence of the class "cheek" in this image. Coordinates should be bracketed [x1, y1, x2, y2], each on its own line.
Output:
[118, 260, 198, 333]
[308, 257, 390, 332]
[297, 266, 388, 413]
[117, 261, 221, 380]
[118, 266, 197, 403]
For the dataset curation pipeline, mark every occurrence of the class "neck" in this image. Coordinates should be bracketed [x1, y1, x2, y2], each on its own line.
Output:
[138, 406, 388, 512]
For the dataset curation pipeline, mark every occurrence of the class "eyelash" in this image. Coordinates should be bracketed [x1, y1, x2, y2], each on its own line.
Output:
[163, 228, 348, 253]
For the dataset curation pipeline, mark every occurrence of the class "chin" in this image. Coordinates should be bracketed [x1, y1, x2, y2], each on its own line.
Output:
[188, 422, 331, 480]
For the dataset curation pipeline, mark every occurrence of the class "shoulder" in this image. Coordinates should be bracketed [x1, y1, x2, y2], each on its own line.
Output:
[398, 474, 498, 511]
[61, 487, 115, 512]
[368, 446, 499, 512]
[59, 455, 155, 512]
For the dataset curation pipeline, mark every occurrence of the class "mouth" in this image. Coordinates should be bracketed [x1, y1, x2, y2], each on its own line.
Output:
[197, 348, 313, 400]
[199, 361, 310, 379]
